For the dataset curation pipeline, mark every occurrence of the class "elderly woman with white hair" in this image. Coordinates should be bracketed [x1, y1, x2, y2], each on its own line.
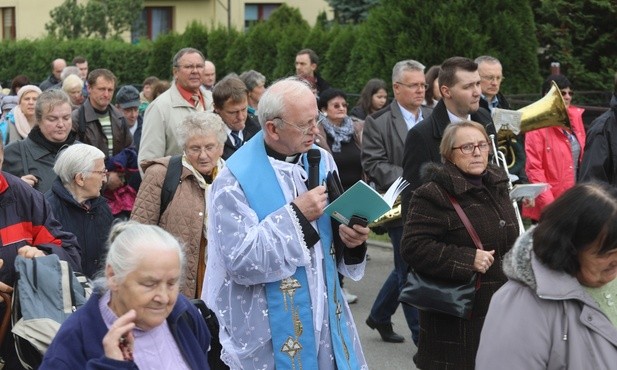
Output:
[62, 74, 85, 110]
[131, 111, 227, 299]
[40, 221, 212, 369]
[2, 89, 77, 193]
[45, 143, 113, 278]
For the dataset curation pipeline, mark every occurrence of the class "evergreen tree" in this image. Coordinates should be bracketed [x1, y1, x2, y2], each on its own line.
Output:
[176, 22, 209, 58]
[470, 0, 541, 94]
[531, 0, 617, 91]
[321, 25, 358, 90]
[244, 5, 309, 79]
[346, 0, 540, 93]
[208, 26, 240, 77]
[223, 33, 249, 75]
[146, 32, 177, 79]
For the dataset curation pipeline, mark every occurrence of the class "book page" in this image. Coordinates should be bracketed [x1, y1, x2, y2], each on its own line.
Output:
[382, 177, 410, 207]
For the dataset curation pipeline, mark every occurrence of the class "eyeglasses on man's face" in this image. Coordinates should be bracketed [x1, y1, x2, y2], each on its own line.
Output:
[452, 141, 491, 154]
[560, 89, 574, 97]
[275, 113, 324, 136]
[480, 75, 504, 83]
[396, 81, 429, 91]
[177, 64, 206, 72]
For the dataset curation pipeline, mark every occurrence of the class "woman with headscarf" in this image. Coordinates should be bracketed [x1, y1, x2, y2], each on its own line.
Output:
[4, 84, 42, 144]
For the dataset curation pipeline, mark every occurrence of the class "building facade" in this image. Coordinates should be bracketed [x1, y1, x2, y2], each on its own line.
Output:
[0, 0, 332, 41]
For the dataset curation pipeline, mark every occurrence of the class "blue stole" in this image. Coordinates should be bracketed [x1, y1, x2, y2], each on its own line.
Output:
[226, 131, 359, 370]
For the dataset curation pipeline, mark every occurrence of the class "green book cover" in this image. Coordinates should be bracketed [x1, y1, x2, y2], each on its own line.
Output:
[324, 180, 395, 225]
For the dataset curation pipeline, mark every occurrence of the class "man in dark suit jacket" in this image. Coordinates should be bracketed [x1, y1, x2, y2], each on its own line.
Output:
[475, 55, 527, 184]
[362, 60, 433, 345]
[213, 75, 261, 160]
[401, 57, 496, 213]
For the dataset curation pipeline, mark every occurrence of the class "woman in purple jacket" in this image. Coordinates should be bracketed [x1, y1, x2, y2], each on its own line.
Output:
[41, 222, 211, 370]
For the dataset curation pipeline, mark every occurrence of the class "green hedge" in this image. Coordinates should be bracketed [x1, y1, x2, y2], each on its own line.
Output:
[1, 38, 150, 86]
[1, 1, 613, 95]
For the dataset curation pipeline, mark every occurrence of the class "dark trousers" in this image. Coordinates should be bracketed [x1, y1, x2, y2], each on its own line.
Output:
[368, 225, 419, 344]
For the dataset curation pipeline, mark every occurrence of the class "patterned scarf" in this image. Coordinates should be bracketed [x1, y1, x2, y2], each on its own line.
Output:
[321, 115, 355, 152]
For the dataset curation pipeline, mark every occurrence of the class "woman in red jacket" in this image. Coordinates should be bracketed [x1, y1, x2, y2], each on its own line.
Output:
[523, 74, 586, 222]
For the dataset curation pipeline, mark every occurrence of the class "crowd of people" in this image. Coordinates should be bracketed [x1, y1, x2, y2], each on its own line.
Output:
[0, 46, 615, 370]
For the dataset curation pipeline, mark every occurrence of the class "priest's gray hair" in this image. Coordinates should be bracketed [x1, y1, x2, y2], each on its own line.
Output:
[257, 77, 313, 130]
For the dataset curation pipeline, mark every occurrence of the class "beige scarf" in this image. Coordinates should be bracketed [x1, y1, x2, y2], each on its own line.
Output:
[181, 155, 222, 229]
[13, 106, 35, 139]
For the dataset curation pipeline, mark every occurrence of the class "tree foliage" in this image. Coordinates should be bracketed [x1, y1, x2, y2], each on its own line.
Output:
[45, 0, 84, 40]
[207, 26, 240, 77]
[243, 5, 309, 79]
[321, 25, 358, 90]
[4, 0, 613, 99]
[531, 0, 617, 91]
[326, 0, 381, 24]
[46, 0, 144, 40]
[345, 0, 539, 94]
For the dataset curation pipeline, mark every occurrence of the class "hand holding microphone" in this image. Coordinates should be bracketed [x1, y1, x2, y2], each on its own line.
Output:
[292, 149, 327, 221]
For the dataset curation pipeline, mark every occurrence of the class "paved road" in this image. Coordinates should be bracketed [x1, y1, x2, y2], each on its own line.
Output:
[346, 242, 418, 369]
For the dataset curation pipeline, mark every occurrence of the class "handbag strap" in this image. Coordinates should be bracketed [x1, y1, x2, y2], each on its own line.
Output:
[447, 193, 484, 291]
[446, 193, 484, 251]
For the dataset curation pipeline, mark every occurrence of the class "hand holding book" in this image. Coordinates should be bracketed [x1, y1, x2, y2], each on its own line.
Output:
[324, 177, 409, 226]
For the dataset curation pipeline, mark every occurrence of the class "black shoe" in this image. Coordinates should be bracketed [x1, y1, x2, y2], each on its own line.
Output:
[366, 317, 405, 343]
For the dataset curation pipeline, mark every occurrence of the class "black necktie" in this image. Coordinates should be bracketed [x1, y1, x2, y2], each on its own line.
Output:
[231, 131, 242, 149]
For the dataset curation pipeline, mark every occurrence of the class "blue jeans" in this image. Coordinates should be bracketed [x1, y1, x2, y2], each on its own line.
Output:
[368, 225, 419, 344]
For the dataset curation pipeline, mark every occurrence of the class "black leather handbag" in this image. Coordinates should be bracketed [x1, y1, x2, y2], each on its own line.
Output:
[399, 193, 483, 319]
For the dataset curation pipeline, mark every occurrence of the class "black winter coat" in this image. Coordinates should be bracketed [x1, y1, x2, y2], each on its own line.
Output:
[401, 162, 519, 370]
[45, 178, 113, 278]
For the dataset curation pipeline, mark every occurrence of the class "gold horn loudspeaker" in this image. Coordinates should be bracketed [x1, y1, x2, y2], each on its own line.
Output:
[495, 80, 571, 172]
[369, 197, 401, 229]
[516, 80, 571, 134]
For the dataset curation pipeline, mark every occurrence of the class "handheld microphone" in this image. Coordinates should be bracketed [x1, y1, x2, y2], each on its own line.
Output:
[307, 149, 321, 190]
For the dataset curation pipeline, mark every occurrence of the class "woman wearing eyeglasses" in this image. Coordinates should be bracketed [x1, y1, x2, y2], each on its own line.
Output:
[523, 74, 586, 223]
[400, 121, 519, 370]
[131, 112, 226, 299]
[316, 88, 365, 304]
[45, 144, 113, 278]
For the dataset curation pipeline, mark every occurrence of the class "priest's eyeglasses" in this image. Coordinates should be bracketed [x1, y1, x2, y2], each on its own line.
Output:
[276, 113, 324, 136]
[452, 141, 491, 154]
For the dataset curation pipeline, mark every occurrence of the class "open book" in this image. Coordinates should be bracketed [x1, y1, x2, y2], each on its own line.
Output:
[324, 177, 409, 225]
